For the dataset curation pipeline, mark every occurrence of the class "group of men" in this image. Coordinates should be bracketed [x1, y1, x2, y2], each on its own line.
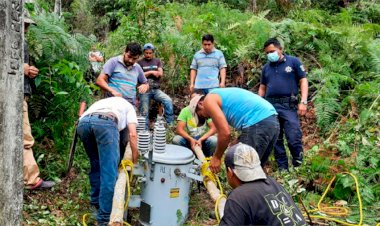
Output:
[24, 16, 309, 224]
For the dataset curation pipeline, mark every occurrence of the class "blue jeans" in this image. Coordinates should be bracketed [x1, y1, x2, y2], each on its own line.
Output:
[77, 115, 120, 224]
[238, 115, 280, 166]
[273, 103, 303, 170]
[172, 135, 217, 157]
[139, 89, 174, 129]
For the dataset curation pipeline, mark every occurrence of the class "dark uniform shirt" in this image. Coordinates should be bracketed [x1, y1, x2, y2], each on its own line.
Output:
[137, 58, 162, 89]
[261, 55, 306, 98]
[220, 177, 307, 226]
[24, 41, 33, 95]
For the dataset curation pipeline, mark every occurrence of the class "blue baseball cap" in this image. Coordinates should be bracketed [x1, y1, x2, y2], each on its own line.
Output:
[143, 43, 155, 50]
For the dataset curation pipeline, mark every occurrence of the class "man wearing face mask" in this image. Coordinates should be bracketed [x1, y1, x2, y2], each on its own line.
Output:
[258, 38, 308, 171]
[96, 42, 149, 106]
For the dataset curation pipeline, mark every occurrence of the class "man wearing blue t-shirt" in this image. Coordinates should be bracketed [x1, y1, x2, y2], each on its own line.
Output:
[191, 88, 280, 173]
[259, 38, 308, 170]
[189, 34, 227, 95]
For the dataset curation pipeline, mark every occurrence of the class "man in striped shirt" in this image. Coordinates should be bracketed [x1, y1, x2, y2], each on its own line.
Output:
[189, 34, 227, 95]
[96, 42, 149, 105]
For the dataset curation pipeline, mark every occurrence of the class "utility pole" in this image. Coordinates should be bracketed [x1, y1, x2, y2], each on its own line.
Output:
[0, 0, 24, 225]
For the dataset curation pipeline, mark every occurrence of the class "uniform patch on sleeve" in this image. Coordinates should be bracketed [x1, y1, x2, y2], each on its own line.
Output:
[300, 65, 305, 72]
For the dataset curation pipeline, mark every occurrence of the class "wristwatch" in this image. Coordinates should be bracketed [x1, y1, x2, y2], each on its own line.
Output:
[300, 100, 308, 105]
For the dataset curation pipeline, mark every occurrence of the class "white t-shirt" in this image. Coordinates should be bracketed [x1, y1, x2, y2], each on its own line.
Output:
[80, 97, 138, 131]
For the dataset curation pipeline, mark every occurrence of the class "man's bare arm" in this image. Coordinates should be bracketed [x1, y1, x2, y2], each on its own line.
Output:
[96, 73, 121, 96]
[258, 84, 266, 97]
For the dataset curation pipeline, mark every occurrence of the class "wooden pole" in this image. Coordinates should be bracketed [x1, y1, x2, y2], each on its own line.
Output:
[193, 146, 227, 219]
[0, 0, 24, 225]
[109, 144, 133, 226]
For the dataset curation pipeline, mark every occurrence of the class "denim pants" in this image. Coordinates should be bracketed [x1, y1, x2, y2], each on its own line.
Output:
[273, 103, 304, 170]
[172, 135, 217, 157]
[139, 89, 174, 129]
[238, 115, 280, 166]
[77, 115, 120, 224]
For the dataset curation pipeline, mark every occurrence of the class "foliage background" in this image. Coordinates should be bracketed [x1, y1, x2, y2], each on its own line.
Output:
[23, 0, 379, 225]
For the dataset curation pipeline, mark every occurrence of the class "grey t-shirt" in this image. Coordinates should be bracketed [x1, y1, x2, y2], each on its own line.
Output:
[137, 58, 162, 89]
[220, 177, 307, 226]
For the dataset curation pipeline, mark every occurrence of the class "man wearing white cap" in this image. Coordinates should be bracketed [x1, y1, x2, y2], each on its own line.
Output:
[191, 87, 279, 173]
[221, 143, 307, 226]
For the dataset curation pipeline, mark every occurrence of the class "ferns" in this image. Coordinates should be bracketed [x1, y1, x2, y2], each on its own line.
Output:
[28, 12, 93, 68]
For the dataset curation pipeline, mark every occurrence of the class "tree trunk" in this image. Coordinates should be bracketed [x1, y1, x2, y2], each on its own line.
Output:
[0, 0, 24, 225]
[251, 0, 257, 13]
[54, 0, 62, 17]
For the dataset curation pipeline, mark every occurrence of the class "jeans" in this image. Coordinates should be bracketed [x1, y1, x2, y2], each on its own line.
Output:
[139, 89, 174, 129]
[172, 135, 217, 157]
[77, 115, 120, 224]
[273, 103, 303, 170]
[194, 88, 216, 95]
[238, 115, 280, 166]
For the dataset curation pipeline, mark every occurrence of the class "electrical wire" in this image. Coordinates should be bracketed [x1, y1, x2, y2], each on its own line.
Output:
[304, 172, 363, 226]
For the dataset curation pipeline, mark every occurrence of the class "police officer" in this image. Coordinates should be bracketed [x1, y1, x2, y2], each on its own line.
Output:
[258, 38, 308, 171]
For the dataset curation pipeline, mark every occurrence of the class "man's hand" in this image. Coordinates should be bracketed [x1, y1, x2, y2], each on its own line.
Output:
[132, 149, 139, 164]
[190, 138, 198, 150]
[219, 82, 225, 88]
[138, 83, 149, 93]
[28, 66, 39, 78]
[189, 84, 194, 93]
[110, 90, 122, 97]
[209, 155, 222, 174]
[196, 138, 203, 149]
[24, 64, 39, 78]
[298, 103, 307, 116]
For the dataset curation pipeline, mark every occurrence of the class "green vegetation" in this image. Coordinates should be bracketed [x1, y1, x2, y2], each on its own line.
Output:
[23, 0, 379, 225]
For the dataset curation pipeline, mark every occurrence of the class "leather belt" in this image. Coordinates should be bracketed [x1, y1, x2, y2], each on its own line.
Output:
[266, 96, 291, 104]
[88, 112, 118, 124]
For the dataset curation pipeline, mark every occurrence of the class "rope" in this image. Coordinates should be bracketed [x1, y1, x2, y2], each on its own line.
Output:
[201, 157, 226, 223]
[304, 172, 363, 226]
[82, 159, 134, 226]
[82, 213, 89, 226]
[215, 194, 227, 223]
[121, 159, 134, 210]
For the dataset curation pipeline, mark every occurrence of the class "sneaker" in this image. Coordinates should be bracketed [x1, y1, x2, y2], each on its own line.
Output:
[39, 180, 55, 189]
[90, 205, 99, 218]
[26, 179, 55, 190]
